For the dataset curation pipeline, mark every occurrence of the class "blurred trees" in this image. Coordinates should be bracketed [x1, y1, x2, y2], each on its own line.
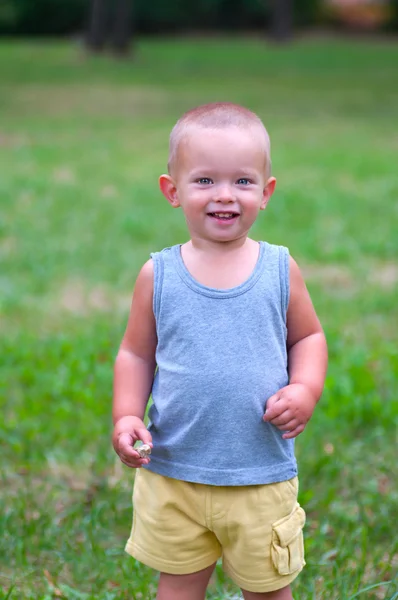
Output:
[86, 0, 133, 54]
[0, 0, 87, 35]
[0, 0, 397, 35]
[112, 0, 132, 54]
[271, 0, 294, 41]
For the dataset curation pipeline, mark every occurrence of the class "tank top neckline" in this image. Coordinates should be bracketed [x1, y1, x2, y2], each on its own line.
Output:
[171, 241, 266, 299]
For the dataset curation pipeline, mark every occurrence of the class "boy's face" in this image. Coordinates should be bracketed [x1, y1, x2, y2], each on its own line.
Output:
[160, 126, 275, 245]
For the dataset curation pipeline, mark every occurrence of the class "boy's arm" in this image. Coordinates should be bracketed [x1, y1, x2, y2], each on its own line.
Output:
[263, 256, 328, 439]
[112, 259, 157, 467]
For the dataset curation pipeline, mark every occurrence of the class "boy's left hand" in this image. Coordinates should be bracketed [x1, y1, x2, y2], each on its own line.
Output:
[263, 383, 317, 439]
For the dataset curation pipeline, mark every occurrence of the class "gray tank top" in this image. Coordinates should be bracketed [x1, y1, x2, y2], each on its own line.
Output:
[145, 241, 297, 486]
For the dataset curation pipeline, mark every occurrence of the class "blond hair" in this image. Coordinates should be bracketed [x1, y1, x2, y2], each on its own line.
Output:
[168, 102, 271, 177]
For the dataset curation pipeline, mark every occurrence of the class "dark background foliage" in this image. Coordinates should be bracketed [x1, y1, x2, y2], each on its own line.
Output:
[0, 0, 396, 36]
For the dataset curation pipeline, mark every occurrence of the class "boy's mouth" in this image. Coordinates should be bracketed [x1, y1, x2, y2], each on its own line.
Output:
[207, 212, 239, 221]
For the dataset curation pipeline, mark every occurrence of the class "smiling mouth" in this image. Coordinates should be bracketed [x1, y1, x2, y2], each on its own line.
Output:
[208, 212, 239, 220]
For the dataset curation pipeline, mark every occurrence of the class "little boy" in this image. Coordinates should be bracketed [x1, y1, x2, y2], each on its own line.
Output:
[112, 102, 328, 600]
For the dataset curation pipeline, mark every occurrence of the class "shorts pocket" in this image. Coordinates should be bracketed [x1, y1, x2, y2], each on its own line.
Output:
[271, 503, 306, 576]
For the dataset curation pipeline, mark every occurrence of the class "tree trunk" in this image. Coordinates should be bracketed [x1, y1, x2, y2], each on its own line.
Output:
[271, 0, 294, 42]
[86, 0, 108, 52]
[111, 0, 133, 55]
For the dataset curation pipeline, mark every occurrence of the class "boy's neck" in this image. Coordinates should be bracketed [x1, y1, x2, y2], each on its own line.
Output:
[187, 235, 255, 256]
[180, 237, 261, 290]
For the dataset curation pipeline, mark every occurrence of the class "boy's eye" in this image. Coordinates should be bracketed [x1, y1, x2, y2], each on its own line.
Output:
[196, 178, 213, 184]
[237, 178, 251, 185]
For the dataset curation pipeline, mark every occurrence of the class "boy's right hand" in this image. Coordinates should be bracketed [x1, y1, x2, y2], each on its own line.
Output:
[113, 416, 153, 468]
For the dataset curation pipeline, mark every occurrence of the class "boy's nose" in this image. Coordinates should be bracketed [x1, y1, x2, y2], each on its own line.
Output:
[213, 184, 236, 202]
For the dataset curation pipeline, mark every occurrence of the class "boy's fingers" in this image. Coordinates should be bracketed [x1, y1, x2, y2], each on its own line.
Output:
[263, 393, 286, 421]
[135, 427, 153, 447]
[268, 410, 291, 427]
[117, 432, 133, 448]
[263, 394, 279, 420]
[278, 418, 298, 431]
[117, 432, 140, 456]
[267, 392, 280, 406]
[117, 429, 152, 450]
[282, 424, 305, 439]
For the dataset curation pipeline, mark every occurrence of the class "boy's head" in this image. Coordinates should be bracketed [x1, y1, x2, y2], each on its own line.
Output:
[167, 102, 272, 179]
[160, 102, 276, 244]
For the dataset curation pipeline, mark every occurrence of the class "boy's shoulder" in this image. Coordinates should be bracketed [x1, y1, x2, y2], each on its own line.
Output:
[150, 244, 178, 259]
[148, 245, 179, 275]
[258, 240, 290, 267]
[259, 239, 289, 252]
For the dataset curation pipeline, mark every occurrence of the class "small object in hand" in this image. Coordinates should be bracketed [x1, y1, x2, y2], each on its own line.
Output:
[136, 443, 151, 458]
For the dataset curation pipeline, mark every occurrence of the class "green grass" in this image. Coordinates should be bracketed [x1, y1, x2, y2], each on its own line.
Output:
[1, 37, 398, 599]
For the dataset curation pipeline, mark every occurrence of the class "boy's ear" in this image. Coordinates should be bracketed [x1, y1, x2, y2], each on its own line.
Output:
[159, 174, 180, 208]
[261, 177, 276, 210]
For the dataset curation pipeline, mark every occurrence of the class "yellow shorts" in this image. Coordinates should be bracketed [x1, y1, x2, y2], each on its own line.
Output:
[125, 469, 306, 594]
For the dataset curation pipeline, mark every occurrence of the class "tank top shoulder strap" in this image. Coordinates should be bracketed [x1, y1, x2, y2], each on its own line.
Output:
[150, 246, 176, 319]
[260, 241, 290, 319]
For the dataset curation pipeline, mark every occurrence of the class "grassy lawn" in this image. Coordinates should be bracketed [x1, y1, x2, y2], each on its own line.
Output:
[1, 37, 398, 599]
